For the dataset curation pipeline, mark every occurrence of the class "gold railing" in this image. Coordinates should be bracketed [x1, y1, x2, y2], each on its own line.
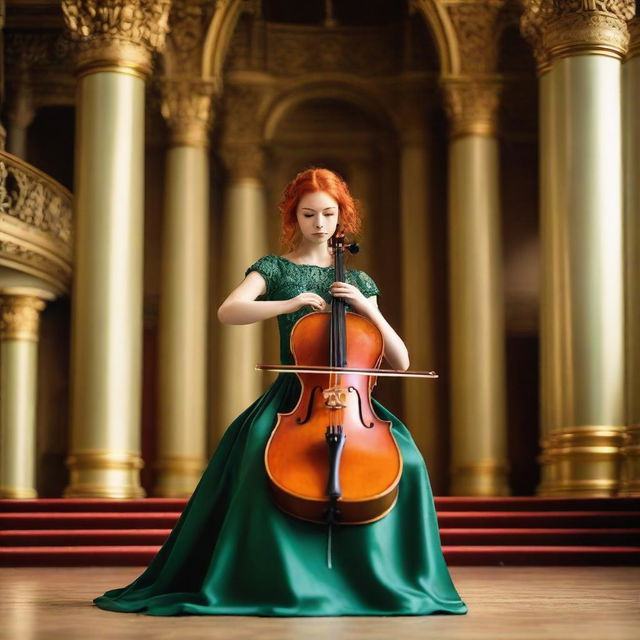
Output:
[0, 150, 73, 294]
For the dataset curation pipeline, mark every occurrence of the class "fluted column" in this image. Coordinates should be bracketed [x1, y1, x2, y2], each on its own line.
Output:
[62, 0, 170, 498]
[153, 79, 214, 496]
[522, 0, 634, 496]
[216, 144, 267, 438]
[0, 290, 53, 498]
[622, 16, 640, 496]
[443, 78, 509, 496]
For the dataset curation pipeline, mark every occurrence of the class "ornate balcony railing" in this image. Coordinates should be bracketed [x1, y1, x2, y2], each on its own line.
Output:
[0, 150, 73, 295]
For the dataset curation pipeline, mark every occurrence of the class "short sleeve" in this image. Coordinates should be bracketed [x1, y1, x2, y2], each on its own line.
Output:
[353, 270, 380, 298]
[244, 254, 279, 300]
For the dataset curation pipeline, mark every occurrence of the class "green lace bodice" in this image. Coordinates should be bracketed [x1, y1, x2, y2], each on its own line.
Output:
[245, 254, 380, 365]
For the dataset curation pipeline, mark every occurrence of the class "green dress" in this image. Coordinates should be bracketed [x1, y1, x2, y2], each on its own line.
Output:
[93, 254, 468, 617]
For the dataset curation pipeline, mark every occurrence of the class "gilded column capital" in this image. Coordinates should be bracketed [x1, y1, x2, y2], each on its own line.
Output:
[0, 293, 48, 342]
[163, 0, 218, 76]
[61, 0, 172, 78]
[160, 78, 216, 148]
[220, 143, 265, 183]
[442, 76, 503, 138]
[446, 0, 507, 74]
[521, 0, 636, 73]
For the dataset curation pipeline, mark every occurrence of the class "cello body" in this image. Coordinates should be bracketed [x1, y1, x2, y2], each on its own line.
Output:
[264, 311, 403, 525]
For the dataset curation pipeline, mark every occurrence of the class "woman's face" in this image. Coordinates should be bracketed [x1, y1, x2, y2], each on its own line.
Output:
[295, 191, 339, 246]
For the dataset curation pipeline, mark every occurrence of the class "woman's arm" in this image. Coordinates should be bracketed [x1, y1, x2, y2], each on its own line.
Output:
[217, 271, 328, 325]
[329, 283, 410, 371]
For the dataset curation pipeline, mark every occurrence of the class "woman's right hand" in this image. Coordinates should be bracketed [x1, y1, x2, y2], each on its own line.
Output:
[289, 292, 327, 313]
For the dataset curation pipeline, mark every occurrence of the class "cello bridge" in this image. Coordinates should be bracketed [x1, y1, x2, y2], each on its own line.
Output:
[323, 385, 349, 409]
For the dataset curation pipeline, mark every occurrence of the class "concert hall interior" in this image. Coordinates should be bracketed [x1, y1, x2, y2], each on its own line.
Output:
[0, 1, 638, 639]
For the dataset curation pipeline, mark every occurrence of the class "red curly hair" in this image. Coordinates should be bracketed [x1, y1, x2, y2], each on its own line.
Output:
[278, 168, 363, 253]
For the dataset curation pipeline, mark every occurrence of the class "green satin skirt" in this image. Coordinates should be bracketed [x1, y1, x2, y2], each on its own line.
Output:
[93, 374, 468, 616]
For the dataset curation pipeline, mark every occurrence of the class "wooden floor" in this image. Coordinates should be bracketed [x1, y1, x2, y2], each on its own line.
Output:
[0, 566, 638, 639]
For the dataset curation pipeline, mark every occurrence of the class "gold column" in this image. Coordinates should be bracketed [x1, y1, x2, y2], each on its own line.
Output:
[62, 1, 170, 498]
[398, 123, 443, 483]
[443, 77, 509, 496]
[522, 0, 634, 496]
[153, 79, 215, 497]
[0, 290, 52, 498]
[216, 144, 267, 439]
[621, 17, 640, 496]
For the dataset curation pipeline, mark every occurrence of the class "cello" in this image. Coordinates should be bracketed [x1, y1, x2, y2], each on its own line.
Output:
[262, 226, 437, 529]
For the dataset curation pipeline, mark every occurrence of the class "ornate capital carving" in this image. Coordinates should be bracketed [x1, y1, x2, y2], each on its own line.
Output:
[220, 143, 265, 182]
[61, 0, 171, 77]
[446, 1, 507, 74]
[164, 0, 217, 76]
[0, 151, 73, 294]
[521, 0, 636, 71]
[160, 79, 216, 147]
[0, 295, 47, 342]
[442, 77, 502, 138]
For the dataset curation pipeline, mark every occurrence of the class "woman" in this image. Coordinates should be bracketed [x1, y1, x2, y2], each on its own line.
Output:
[93, 168, 468, 617]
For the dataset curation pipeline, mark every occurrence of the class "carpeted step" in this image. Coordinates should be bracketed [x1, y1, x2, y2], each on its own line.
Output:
[437, 511, 640, 528]
[2, 527, 638, 547]
[2, 497, 637, 513]
[434, 497, 640, 511]
[0, 545, 638, 567]
[1, 510, 637, 530]
[438, 528, 640, 546]
[441, 546, 640, 566]
[1, 498, 637, 566]
[0, 512, 183, 529]
[0, 546, 159, 566]
[0, 529, 173, 546]
[0, 499, 188, 513]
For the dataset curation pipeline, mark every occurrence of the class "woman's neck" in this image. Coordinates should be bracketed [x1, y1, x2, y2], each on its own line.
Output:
[286, 241, 333, 267]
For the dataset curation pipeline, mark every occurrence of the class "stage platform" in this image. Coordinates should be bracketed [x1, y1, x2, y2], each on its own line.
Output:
[1, 497, 638, 566]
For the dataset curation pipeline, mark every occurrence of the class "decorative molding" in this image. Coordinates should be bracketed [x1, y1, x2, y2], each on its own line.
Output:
[0, 294, 47, 341]
[0, 151, 73, 294]
[445, 1, 507, 74]
[61, 0, 171, 77]
[0, 157, 72, 244]
[521, 0, 636, 72]
[263, 23, 402, 77]
[159, 78, 216, 147]
[538, 424, 626, 496]
[442, 76, 503, 138]
[164, 0, 217, 76]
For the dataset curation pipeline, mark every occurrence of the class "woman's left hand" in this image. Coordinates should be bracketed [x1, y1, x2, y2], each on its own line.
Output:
[329, 281, 370, 315]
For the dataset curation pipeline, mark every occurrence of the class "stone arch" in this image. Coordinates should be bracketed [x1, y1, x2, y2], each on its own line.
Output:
[410, 0, 459, 75]
[263, 79, 397, 143]
[202, 0, 245, 80]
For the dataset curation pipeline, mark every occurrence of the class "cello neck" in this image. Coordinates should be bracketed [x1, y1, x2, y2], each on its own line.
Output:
[330, 228, 347, 369]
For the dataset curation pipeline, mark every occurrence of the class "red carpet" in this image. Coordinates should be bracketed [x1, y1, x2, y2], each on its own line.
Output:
[1, 497, 638, 566]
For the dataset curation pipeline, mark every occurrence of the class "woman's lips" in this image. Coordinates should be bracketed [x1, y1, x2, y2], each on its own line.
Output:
[313, 233, 326, 236]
